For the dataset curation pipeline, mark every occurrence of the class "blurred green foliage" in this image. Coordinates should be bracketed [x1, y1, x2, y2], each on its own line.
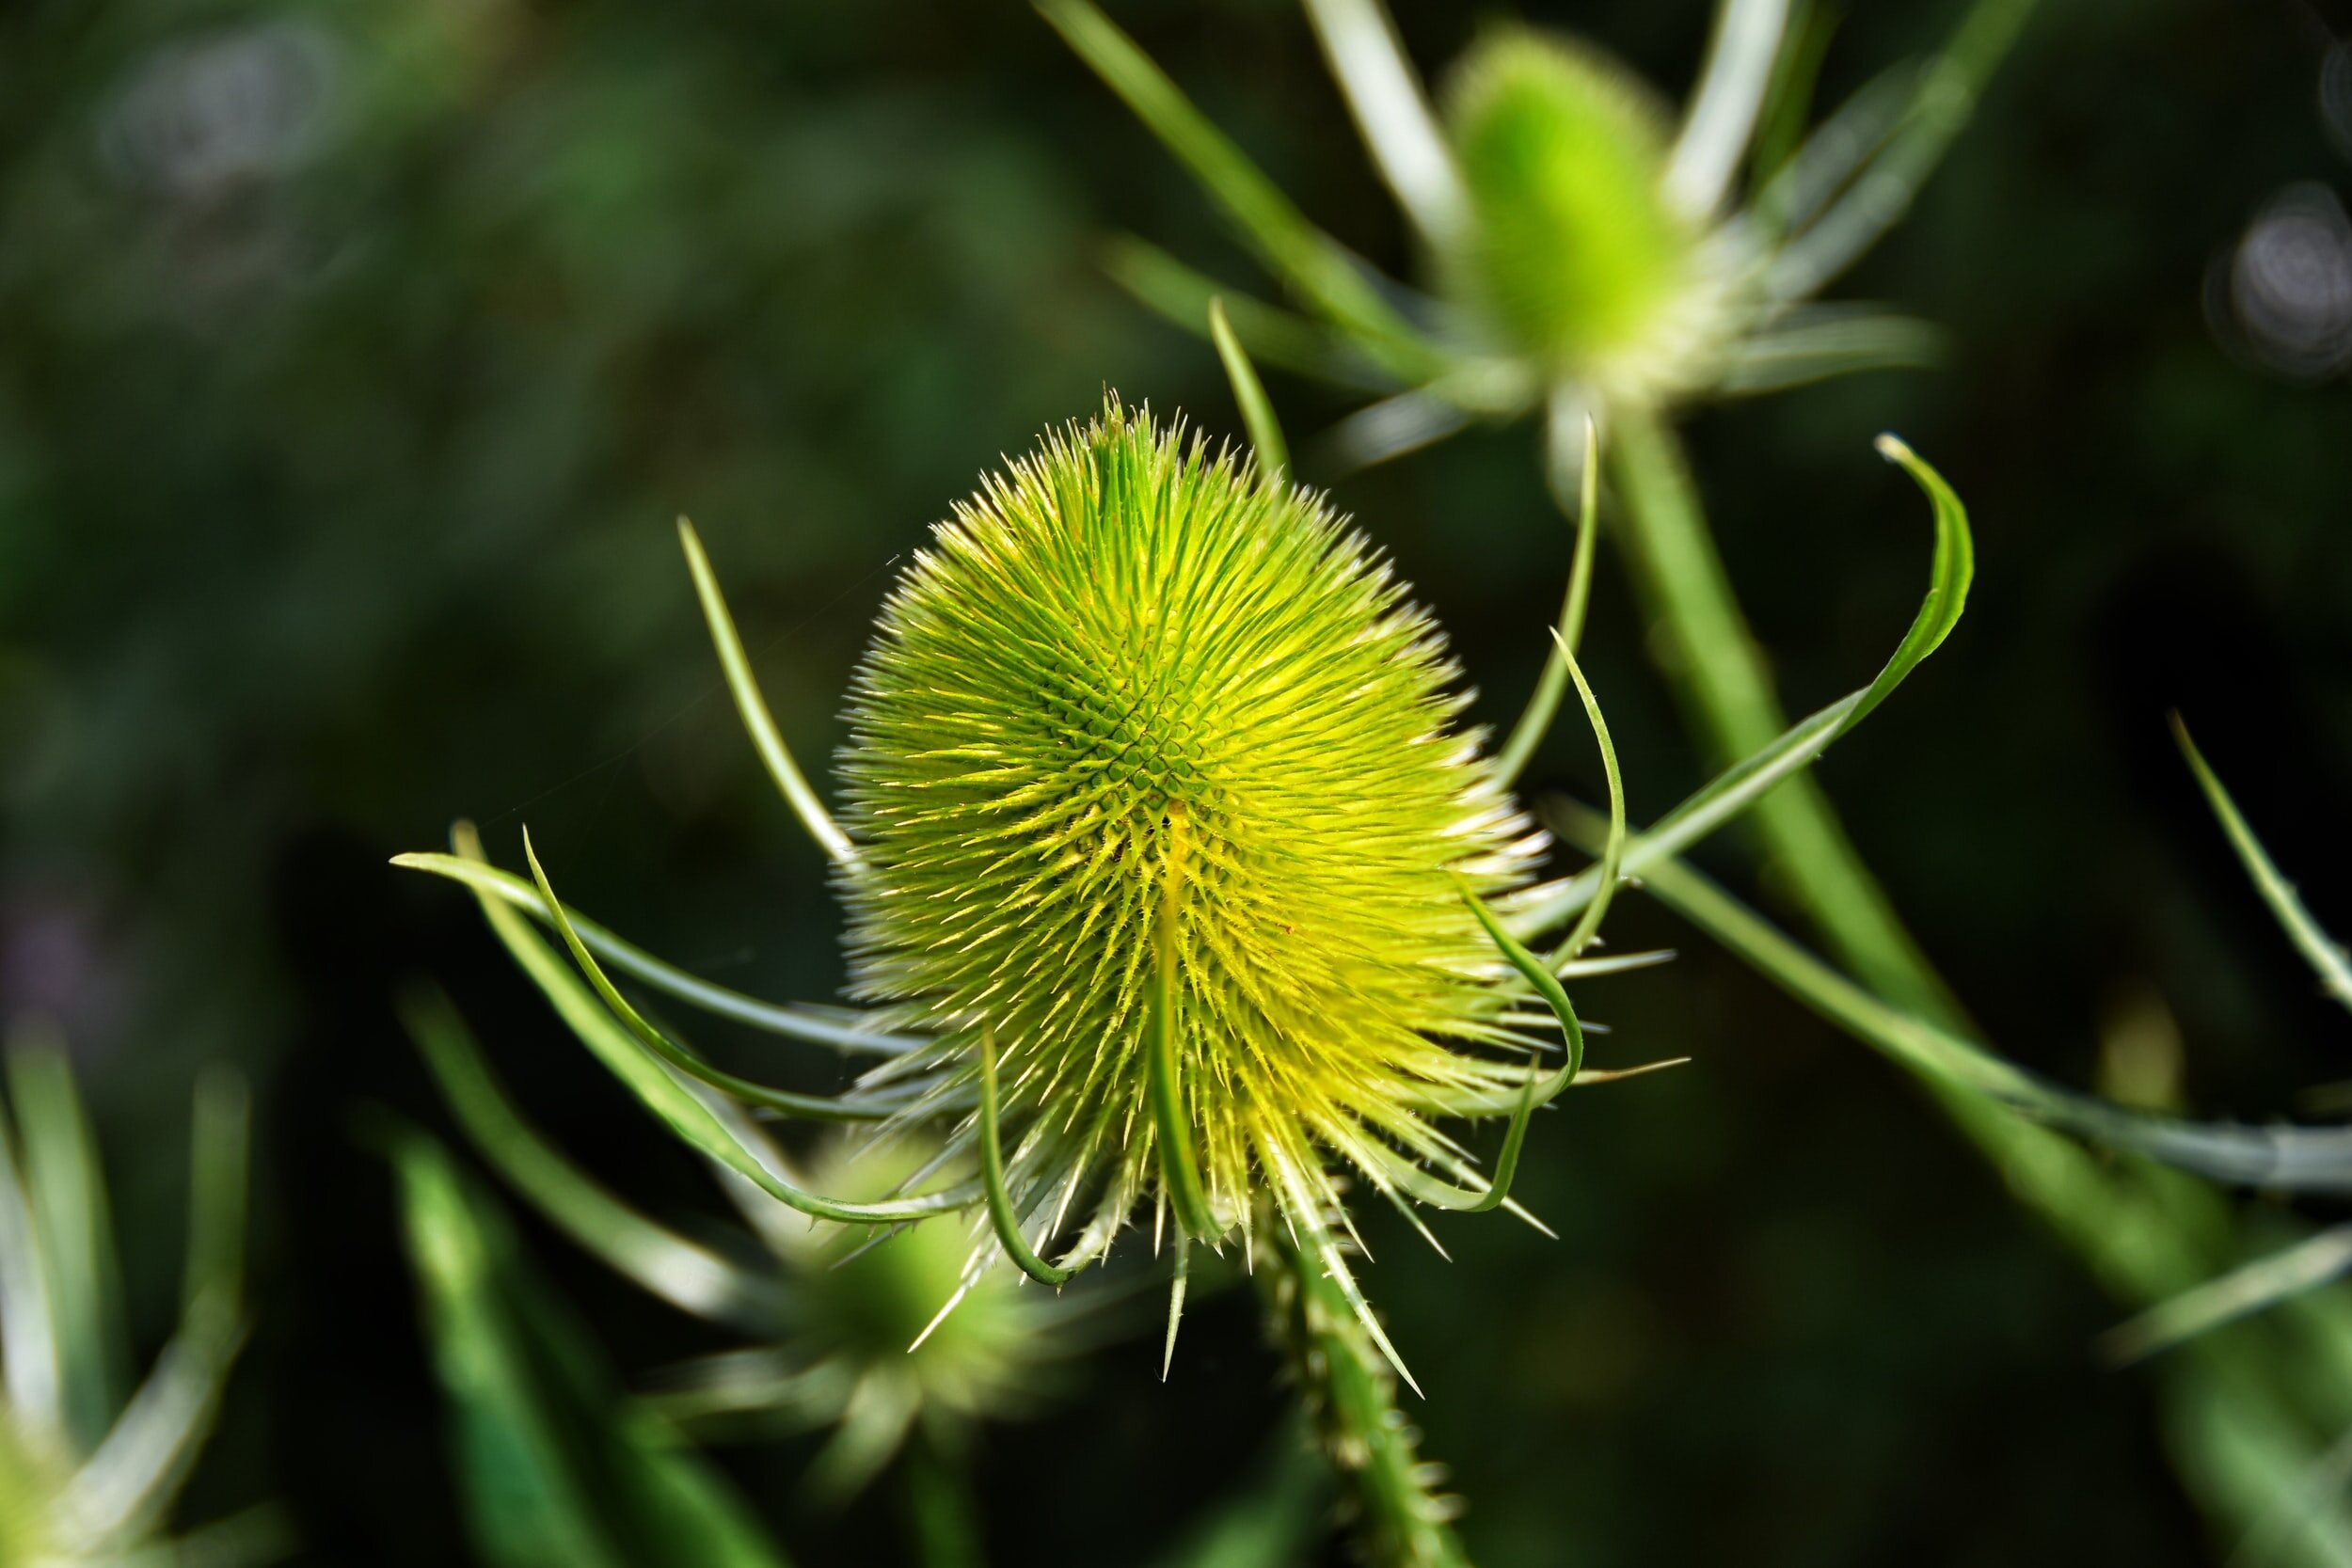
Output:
[2, 0, 2351, 1563]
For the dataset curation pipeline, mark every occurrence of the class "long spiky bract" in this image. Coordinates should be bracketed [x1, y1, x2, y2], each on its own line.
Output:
[835, 401, 1549, 1283]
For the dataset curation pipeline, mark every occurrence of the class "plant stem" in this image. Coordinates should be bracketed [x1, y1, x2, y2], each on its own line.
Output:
[1259, 1238, 1470, 1568]
[1602, 407, 2352, 1558]
[904, 1432, 985, 1568]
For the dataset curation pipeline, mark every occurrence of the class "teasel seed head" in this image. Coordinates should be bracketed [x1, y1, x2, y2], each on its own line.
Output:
[836, 398, 1549, 1291]
[1441, 26, 1740, 406]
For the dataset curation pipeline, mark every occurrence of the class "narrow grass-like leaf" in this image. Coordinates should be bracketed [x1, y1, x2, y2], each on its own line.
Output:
[978, 1029, 1073, 1287]
[9, 1039, 130, 1456]
[1665, 0, 1792, 218]
[447, 825, 977, 1226]
[0, 1069, 58, 1444]
[1553, 628, 1625, 964]
[1753, 57, 1915, 240]
[391, 1131, 798, 1568]
[2173, 717, 2352, 1017]
[401, 983, 784, 1330]
[1210, 298, 1289, 483]
[1520, 434, 1972, 942]
[2104, 1224, 2352, 1365]
[1718, 306, 1944, 395]
[677, 518, 861, 870]
[1299, 0, 1463, 245]
[1035, 0, 1439, 375]
[1104, 238, 1395, 390]
[390, 851, 914, 1055]
[1320, 388, 1474, 473]
[1566, 815, 2352, 1196]
[182, 1070, 248, 1321]
[1768, 0, 2042, 299]
[56, 1071, 251, 1548]
[1451, 879, 1586, 1127]
[1747, 0, 1835, 200]
[1497, 408, 1599, 786]
[518, 832, 898, 1122]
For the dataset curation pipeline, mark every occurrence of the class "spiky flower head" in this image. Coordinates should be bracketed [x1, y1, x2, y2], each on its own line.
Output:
[1441, 27, 1738, 405]
[837, 400, 1547, 1275]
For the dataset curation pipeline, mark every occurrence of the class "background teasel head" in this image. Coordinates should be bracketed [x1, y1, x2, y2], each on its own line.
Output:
[402, 991, 1070, 1508]
[0, 1033, 278, 1567]
[400, 393, 1638, 1382]
[1040, 0, 2034, 466]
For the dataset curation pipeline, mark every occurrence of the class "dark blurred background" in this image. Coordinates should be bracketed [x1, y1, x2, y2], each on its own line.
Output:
[3, 0, 2351, 1561]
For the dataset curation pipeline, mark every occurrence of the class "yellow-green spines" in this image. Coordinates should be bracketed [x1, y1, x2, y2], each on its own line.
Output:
[1443, 29, 1703, 389]
[837, 401, 1543, 1252]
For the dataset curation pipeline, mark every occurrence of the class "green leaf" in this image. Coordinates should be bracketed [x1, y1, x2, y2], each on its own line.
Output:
[443, 824, 977, 1227]
[1518, 433, 1973, 942]
[57, 1070, 252, 1548]
[1298, 0, 1463, 245]
[400, 984, 786, 1332]
[1559, 814, 2352, 1198]
[1035, 0, 1441, 379]
[2173, 717, 2352, 1017]
[676, 518, 861, 871]
[1495, 404, 1600, 787]
[2104, 1224, 2352, 1365]
[1103, 238, 1395, 391]
[1209, 299, 1289, 483]
[978, 1028, 1074, 1287]
[392, 1130, 797, 1568]
[1768, 0, 2042, 300]
[1664, 0, 1792, 218]
[7, 1037, 130, 1457]
[516, 832, 903, 1123]
[390, 850, 917, 1055]
[1717, 305, 1945, 395]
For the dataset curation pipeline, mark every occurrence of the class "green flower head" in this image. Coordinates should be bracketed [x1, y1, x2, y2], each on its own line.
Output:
[402, 392, 1628, 1386]
[840, 399, 1547, 1268]
[1442, 27, 1736, 404]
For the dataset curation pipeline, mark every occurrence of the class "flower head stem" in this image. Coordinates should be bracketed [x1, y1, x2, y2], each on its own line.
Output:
[1258, 1235, 1468, 1568]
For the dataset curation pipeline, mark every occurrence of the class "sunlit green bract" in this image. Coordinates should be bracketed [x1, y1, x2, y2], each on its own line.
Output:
[838, 400, 1545, 1265]
[1443, 29, 1719, 400]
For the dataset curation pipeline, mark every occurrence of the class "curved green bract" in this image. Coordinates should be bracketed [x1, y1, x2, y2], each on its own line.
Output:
[1552, 628, 1624, 964]
[389, 851, 917, 1055]
[1848, 436, 1972, 732]
[1147, 829, 1219, 1241]
[1210, 298, 1288, 483]
[451, 825, 977, 1227]
[1035, 0, 1440, 377]
[1519, 434, 1976, 942]
[977, 1030, 1074, 1287]
[2172, 717, 2352, 1015]
[1447, 880, 1585, 1147]
[400, 983, 784, 1331]
[677, 519, 862, 871]
[1497, 409, 1600, 787]
[519, 832, 900, 1124]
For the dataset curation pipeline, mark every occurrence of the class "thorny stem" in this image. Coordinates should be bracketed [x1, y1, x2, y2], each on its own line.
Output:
[1258, 1235, 1469, 1568]
[1601, 408, 2352, 1553]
